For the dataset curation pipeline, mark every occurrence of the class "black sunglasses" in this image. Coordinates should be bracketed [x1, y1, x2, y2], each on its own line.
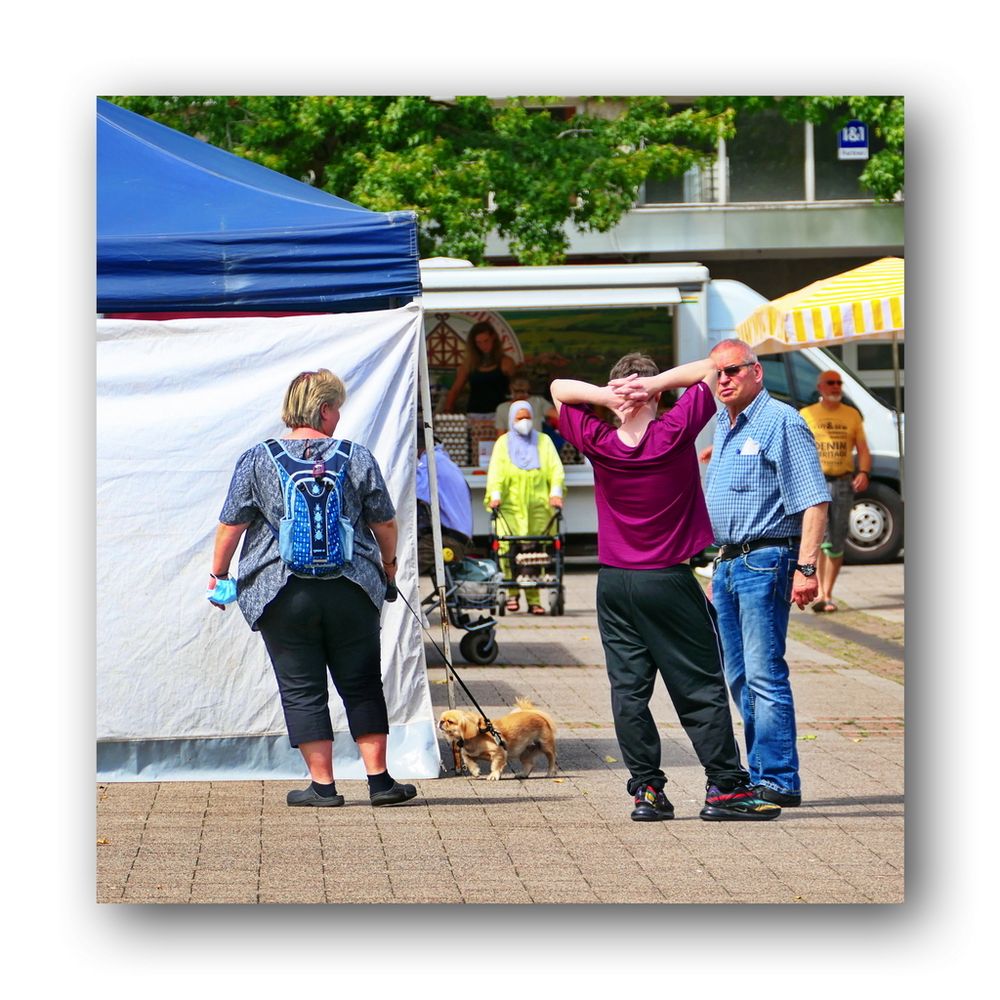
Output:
[822, 379, 843, 386]
[716, 361, 755, 378]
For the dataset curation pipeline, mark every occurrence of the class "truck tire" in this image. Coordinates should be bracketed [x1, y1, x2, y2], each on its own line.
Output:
[844, 481, 904, 564]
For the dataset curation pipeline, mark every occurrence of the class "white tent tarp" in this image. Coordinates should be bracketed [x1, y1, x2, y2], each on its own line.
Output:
[97, 303, 440, 780]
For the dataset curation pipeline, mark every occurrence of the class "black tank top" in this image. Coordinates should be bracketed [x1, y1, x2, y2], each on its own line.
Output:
[466, 366, 510, 413]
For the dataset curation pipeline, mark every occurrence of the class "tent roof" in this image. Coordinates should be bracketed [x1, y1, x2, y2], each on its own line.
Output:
[96, 99, 421, 313]
[736, 257, 904, 354]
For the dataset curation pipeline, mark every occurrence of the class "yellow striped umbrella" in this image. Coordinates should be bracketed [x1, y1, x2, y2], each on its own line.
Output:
[736, 257, 904, 354]
[736, 256, 905, 494]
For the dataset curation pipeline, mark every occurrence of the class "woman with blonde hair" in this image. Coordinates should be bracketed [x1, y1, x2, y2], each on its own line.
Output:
[206, 368, 416, 808]
[442, 320, 516, 416]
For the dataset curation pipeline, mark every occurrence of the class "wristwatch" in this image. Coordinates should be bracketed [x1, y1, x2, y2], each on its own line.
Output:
[795, 563, 817, 577]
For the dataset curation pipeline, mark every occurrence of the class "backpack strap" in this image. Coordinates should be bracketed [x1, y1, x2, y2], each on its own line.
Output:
[262, 439, 292, 540]
[264, 437, 352, 473]
[263, 437, 354, 514]
[264, 437, 299, 478]
[326, 440, 354, 485]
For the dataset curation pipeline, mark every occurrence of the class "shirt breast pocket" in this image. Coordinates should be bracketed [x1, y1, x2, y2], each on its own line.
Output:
[729, 454, 760, 492]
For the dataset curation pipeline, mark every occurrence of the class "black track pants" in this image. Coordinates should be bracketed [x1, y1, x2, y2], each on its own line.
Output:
[596, 565, 749, 795]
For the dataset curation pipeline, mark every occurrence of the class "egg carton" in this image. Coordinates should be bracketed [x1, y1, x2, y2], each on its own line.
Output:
[515, 551, 553, 566]
[467, 417, 498, 448]
[440, 440, 469, 465]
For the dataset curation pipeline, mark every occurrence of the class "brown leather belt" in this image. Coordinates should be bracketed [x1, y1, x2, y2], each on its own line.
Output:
[716, 537, 800, 561]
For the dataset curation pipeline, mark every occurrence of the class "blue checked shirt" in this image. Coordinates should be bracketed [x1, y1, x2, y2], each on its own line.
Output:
[705, 389, 830, 545]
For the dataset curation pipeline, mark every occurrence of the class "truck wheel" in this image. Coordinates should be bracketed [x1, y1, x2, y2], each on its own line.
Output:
[459, 630, 499, 665]
[844, 482, 904, 564]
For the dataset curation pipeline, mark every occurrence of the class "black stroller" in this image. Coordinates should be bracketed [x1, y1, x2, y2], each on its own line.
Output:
[490, 506, 566, 616]
[418, 501, 503, 664]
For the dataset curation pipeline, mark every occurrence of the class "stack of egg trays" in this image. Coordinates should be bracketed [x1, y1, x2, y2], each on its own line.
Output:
[467, 416, 499, 458]
[433, 413, 469, 465]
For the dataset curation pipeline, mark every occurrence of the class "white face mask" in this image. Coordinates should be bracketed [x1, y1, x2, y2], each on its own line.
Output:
[514, 418, 533, 436]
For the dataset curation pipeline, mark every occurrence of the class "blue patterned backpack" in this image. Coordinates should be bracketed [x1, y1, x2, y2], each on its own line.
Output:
[265, 438, 355, 575]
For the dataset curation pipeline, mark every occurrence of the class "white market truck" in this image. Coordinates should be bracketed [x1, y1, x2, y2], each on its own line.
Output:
[416, 259, 904, 564]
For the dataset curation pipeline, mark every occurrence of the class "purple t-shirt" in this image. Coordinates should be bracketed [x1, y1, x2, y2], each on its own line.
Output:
[559, 382, 716, 569]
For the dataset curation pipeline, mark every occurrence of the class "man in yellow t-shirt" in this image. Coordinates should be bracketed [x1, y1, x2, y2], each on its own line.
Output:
[799, 371, 872, 613]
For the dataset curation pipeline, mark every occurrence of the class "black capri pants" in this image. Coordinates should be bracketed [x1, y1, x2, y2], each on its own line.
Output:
[257, 575, 387, 747]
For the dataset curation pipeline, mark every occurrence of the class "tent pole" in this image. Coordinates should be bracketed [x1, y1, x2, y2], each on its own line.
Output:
[416, 316, 456, 716]
[892, 332, 904, 500]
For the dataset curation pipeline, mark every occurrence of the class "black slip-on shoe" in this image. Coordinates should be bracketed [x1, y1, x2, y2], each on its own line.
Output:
[286, 786, 345, 807]
[700, 783, 781, 821]
[630, 784, 675, 822]
[753, 784, 802, 807]
[370, 781, 418, 806]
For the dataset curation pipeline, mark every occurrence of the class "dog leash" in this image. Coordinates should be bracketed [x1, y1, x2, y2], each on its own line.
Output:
[395, 585, 506, 750]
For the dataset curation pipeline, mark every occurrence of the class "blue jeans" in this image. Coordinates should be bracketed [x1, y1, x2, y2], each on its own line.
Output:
[712, 546, 800, 795]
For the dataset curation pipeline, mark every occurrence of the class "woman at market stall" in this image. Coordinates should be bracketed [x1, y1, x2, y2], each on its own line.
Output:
[442, 320, 516, 416]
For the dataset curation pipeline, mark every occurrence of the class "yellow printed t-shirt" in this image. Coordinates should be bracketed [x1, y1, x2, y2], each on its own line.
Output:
[799, 402, 865, 477]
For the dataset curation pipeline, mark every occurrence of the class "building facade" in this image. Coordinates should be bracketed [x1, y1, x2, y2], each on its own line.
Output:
[483, 100, 904, 409]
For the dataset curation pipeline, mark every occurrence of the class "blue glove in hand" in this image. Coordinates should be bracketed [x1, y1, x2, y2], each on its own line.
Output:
[206, 578, 238, 605]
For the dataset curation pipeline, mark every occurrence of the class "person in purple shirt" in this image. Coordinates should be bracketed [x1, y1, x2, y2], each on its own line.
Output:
[551, 353, 780, 823]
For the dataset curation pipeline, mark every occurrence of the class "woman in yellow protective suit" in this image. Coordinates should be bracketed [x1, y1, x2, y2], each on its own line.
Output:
[486, 400, 565, 615]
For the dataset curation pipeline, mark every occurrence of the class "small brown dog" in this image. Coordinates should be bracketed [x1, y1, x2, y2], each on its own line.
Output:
[438, 697, 557, 780]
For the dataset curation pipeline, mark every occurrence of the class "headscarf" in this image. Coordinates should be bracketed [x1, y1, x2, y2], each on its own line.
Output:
[506, 400, 540, 471]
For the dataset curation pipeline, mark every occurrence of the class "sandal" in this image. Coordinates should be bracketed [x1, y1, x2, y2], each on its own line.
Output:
[529, 604, 546, 615]
[506, 597, 520, 612]
[812, 600, 837, 613]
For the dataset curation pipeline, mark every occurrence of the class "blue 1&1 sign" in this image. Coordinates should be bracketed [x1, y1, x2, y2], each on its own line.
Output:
[838, 120, 869, 160]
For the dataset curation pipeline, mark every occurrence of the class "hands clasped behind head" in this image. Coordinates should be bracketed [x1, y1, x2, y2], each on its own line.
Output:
[607, 374, 650, 419]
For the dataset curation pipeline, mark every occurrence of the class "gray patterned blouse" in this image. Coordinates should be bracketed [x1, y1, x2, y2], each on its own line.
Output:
[219, 439, 396, 630]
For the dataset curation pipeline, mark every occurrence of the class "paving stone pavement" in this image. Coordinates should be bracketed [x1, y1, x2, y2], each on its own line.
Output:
[96, 560, 904, 905]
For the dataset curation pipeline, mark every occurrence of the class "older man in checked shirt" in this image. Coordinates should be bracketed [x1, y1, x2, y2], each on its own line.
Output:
[705, 339, 830, 809]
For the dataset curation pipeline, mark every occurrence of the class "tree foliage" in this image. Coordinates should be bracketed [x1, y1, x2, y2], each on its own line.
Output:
[696, 96, 904, 202]
[105, 95, 904, 263]
[105, 96, 733, 265]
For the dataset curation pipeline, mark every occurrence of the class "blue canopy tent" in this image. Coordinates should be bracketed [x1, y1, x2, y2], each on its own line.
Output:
[97, 98, 421, 313]
[96, 100, 443, 782]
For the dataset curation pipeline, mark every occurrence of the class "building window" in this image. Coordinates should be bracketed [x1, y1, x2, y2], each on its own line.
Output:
[727, 108, 804, 202]
[644, 163, 718, 204]
[857, 342, 904, 370]
[643, 173, 686, 204]
[640, 104, 892, 207]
